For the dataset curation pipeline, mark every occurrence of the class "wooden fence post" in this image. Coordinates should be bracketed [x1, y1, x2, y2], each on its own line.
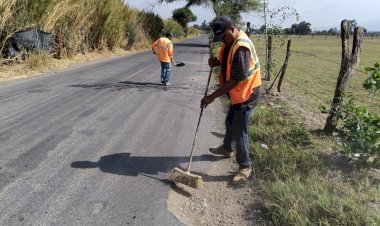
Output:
[246, 22, 251, 37]
[266, 35, 273, 80]
[323, 20, 364, 133]
[277, 39, 292, 93]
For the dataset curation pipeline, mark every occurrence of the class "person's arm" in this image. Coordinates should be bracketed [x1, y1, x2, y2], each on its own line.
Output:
[208, 57, 220, 67]
[151, 40, 158, 54]
[200, 79, 238, 108]
[168, 42, 173, 62]
[201, 47, 250, 108]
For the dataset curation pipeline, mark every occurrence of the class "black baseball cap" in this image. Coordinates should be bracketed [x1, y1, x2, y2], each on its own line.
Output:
[212, 16, 233, 42]
[165, 32, 174, 39]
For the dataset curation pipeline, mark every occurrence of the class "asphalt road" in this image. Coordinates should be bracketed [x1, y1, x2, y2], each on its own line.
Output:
[0, 35, 225, 225]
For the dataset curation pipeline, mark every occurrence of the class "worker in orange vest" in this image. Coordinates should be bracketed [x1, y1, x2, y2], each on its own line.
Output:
[201, 16, 261, 183]
[151, 32, 174, 86]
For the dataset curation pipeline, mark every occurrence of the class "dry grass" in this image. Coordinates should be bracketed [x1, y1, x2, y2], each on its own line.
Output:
[0, 0, 16, 31]
[0, 48, 133, 83]
[0, 0, 17, 52]
[0, 31, 200, 84]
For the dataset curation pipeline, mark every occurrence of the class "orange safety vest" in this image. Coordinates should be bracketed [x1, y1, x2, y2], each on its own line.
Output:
[151, 37, 173, 63]
[219, 31, 261, 105]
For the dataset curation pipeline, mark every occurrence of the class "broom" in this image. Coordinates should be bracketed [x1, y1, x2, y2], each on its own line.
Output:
[168, 64, 214, 189]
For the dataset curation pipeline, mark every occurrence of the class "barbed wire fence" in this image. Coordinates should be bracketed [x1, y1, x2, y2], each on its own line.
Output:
[261, 26, 377, 130]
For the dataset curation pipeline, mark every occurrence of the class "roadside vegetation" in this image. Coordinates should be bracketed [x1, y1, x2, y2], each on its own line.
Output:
[212, 32, 379, 225]
[0, 0, 201, 81]
[251, 98, 379, 225]
[254, 36, 379, 224]
[0, 0, 200, 56]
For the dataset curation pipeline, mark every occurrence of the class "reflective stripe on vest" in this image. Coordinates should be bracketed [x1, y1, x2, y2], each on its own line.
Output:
[157, 38, 172, 51]
[219, 31, 261, 105]
[154, 37, 173, 63]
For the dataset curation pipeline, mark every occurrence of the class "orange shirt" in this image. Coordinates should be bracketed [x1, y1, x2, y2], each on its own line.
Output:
[151, 37, 173, 63]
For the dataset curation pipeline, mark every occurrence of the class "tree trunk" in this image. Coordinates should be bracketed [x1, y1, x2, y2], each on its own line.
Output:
[323, 20, 364, 133]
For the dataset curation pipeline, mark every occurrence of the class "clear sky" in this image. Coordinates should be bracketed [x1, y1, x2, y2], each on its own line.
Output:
[125, 0, 380, 31]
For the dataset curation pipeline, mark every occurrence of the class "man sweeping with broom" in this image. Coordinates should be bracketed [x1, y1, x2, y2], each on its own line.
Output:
[201, 16, 261, 183]
[169, 16, 261, 188]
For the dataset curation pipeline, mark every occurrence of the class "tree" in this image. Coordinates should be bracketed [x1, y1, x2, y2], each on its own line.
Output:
[288, 21, 311, 35]
[172, 7, 197, 36]
[328, 27, 338, 35]
[212, 0, 260, 24]
[284, 27, 295, 35]
[200, 20, 210, 31]
[268, 25, 283, 35]
[261, 25, 282, 35]
[260, 25, 266, 33]
[193, 24, 201, 29]
[297, 21, 311, 35]
[161, 0, 260, 24]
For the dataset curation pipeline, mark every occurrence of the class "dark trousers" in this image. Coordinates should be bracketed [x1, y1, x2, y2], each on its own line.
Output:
[223, 104, 253, 168]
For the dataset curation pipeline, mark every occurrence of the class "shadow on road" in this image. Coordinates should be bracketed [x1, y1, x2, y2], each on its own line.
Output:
[71, 152, 218, 179]
[174, 43, 209, 48]
[211, 131, 224, 138]
[68, 81, 204, 94]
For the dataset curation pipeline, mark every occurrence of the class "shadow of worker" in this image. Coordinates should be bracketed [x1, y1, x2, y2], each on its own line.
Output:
[71, 153, 215, 180]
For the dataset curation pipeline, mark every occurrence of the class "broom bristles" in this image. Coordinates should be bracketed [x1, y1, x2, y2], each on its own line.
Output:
[169, 167, 203, 189]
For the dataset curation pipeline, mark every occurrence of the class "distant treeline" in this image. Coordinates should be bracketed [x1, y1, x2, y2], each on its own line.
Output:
[0, 0, 199, 59]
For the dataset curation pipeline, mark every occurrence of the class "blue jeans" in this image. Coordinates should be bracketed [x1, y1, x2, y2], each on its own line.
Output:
[160, 62, 171, 83]
[223, 105, 253, 168]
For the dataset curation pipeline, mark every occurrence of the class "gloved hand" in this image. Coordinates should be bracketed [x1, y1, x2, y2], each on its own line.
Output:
[200, 95, 215, 108]
[208, 57, 219, 67]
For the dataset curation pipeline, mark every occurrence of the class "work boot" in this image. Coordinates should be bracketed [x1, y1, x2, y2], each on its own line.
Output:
[209, 145, 233, 158]
[232, 167, 253, 183]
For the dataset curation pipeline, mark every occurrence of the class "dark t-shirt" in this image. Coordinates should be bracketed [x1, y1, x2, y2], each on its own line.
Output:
[221, 45, 260, 108]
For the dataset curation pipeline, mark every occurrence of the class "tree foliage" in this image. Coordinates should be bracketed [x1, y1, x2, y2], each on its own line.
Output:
[172, 7, 196, 29]
[363, 62, 380, 98]
[260, 24, 282, 35]
[139, 11, 164, 41]
[212, 0, 260, 23]
[161, 0, 260, 24]
[172, 7, 196, 36]
[284, 21, 311, 35]
[163, 19, 184, 38]
[337, 63, 380, 168]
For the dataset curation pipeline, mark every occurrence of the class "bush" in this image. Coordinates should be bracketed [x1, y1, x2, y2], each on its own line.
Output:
[249, 101, 380, 225]
[25, 53, 51, 69]
[1, 0, 142, 58]
[363, 62, 380, 98]
[138, 11, 163, 41]
[187, 27, 200, 36]
[163, 19, 184, 39]
[337, 63, 380, 168]
[337, 97, 380, 167]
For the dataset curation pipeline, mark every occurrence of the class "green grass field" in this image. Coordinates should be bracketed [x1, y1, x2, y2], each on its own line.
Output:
[252, 35, 379, 114]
